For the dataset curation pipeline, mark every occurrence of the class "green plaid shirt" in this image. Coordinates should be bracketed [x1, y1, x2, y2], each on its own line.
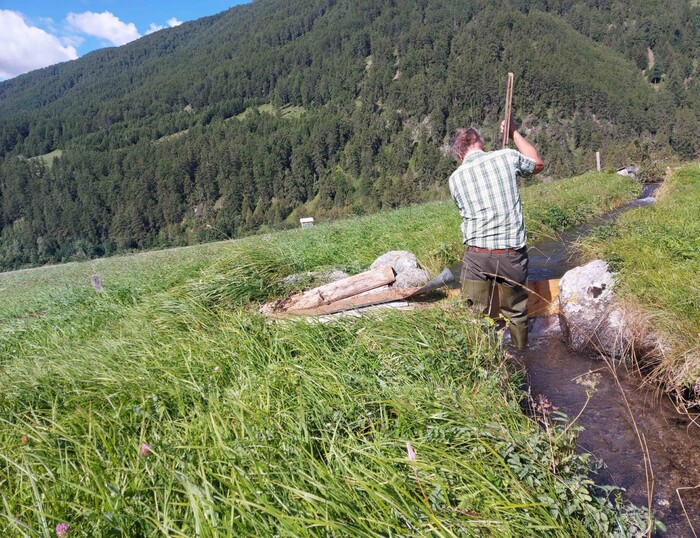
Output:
[449, 149, 536, 249]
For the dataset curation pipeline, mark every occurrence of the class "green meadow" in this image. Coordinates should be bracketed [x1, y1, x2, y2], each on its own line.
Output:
[1, 173, 655, 537]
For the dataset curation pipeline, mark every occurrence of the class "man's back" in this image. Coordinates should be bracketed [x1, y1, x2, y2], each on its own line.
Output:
[449, 148, 535, 250]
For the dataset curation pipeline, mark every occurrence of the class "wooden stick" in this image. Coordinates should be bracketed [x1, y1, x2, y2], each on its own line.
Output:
[502, 72, 514, 149]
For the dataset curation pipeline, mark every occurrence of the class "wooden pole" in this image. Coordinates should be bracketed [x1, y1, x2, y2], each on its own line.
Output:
[502, 72, 514, 149]
[596, 151, 601, 172]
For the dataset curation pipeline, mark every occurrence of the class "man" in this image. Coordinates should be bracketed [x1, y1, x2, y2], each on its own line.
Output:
[448, 119, 544, 350]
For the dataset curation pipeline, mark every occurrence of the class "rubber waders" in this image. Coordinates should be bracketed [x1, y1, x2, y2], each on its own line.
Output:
[500, 284, 529, 350]
[462, 279, 529, 351]
[461, 279, 493, 313]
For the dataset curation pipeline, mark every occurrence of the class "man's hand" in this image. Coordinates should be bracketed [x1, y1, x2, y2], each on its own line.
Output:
[501, 117, 544, 174]
[500, 117, 517, 141]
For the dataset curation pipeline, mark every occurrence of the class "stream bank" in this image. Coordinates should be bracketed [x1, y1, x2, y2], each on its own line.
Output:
[468, 183, 699, 535]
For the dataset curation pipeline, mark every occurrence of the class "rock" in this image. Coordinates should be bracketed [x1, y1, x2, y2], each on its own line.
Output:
[394, 268, 431, 288]
[370, 250, 431, 289]
[558, 260, 633, 357]
[370, 251, 421, 273]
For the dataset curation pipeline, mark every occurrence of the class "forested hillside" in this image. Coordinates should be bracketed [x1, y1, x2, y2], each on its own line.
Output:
[0, 0, 698, 269]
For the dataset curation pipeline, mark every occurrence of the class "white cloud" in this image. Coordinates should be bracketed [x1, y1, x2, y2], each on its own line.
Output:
[145, 23, 164, 35]
[0, 10, 78, 80]
[145, 17, 183, 35]
[66, 11, 140, 46]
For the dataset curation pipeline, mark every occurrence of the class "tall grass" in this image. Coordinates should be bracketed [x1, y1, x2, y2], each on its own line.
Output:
[581, 164, 700, 403]
[1, 302, 650, 536]
[0, 172, 649, 536]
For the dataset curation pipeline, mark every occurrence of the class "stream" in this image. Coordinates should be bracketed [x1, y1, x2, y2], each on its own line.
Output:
[455, 184, 700, 536]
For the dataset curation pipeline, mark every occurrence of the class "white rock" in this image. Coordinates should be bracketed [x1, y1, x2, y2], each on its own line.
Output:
[370, 251, 421, 273]
[558, 260, 633, 357]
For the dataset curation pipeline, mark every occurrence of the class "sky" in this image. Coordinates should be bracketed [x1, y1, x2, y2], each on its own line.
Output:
[0, 0, 251, 81]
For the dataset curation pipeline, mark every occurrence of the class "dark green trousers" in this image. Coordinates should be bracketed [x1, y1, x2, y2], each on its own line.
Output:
[460, 247, 529, 350]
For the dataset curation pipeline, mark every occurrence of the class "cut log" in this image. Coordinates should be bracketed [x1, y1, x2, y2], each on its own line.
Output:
[269, 266, 396, 313]
[287, 287, 421, 316]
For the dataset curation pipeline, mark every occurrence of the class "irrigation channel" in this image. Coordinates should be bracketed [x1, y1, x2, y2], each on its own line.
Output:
[458, 184, 700, 536]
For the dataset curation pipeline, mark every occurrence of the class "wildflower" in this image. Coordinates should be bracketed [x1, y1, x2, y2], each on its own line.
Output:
[406, 441, 416, 462]
[139, 443, 152, 458]
[56, 523, 70, 537]
[21, 435, 29, 445]
[576, 371, 602, 392]
[533, 394, 555, 417]
[214, 366, 220, 372]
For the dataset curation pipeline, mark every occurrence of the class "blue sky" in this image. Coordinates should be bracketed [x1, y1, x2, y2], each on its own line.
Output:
[0, 0, 251, 80]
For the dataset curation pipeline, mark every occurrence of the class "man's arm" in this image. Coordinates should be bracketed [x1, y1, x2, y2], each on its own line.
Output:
[501, 119, 544, 174]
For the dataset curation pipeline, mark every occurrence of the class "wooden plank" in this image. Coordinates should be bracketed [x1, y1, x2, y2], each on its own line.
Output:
[269, 266, 396, 313]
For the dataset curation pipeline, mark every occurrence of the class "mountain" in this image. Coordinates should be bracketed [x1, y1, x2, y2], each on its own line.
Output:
[0, 0, 698, 270]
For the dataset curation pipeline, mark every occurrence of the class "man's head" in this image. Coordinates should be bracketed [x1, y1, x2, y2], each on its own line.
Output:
[450, 127, 484, 161]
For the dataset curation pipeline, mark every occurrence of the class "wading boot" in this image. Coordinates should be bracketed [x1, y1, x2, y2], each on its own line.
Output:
[500, 283, 529, 350]
[461, 279, 493, 315]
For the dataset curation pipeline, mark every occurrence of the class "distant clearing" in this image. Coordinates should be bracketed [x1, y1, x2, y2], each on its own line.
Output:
[28, 149, 63, 167]
[156, 129, 189, 143]
[235, 103, 306, 120]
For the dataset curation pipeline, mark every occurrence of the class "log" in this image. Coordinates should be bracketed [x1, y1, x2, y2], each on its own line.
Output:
[271, 266, 396, 313]
[287, 287, 421, 316]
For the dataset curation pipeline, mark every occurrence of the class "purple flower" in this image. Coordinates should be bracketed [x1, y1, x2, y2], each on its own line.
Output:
[406, 441, 416, 462]
[139, 443, 152, 458]
[56, 523, 70, 537]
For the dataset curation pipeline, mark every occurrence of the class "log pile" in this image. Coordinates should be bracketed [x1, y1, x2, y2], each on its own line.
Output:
[260, 266, 431, 317]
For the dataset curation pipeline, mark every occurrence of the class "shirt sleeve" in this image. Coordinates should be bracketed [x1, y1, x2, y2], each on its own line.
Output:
[514, 151, 537, 177]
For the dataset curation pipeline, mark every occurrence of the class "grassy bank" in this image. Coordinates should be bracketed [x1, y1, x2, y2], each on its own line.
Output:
[0, 173, 649, 536]
[581, 164, 700, 405]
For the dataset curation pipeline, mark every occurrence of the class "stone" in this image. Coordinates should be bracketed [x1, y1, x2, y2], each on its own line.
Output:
[370, 251, 421, 273]
[394, 268, 431, 288]
[369, 250, 431, 289]
[558, 260, 633, 357]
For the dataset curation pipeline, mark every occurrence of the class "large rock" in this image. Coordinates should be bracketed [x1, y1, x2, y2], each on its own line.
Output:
[558, 260, 632, 357]
[370, 250, 430, 288]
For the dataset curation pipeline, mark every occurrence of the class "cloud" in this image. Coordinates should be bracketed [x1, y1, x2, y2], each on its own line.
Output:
[145, 23, 164, 35]
[66, 11, 140, 46]
[146, 17, 184, 35]
[0, 10, 78, 79]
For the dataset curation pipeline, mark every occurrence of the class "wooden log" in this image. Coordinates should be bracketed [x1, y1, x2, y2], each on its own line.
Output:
[288, 287, 421, 316]
[271, 266, 396, 313]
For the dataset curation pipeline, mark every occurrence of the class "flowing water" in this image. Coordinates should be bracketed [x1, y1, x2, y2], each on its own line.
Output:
[453, 184, 700, 536]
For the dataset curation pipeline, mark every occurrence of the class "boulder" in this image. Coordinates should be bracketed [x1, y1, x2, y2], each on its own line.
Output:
[370, 250, 431, 289]
[370, 251, 421, 273]
[394, 267, 431, 288]
[558, 260, 632, 357]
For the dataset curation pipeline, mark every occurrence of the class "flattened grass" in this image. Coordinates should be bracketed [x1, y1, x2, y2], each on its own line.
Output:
[581, 164, 700, 403]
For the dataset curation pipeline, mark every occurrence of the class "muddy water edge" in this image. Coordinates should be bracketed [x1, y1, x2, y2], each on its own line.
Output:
[519, 183, 700, 537]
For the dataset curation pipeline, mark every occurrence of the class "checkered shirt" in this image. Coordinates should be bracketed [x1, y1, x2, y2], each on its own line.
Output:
[448, 149, 536, 249]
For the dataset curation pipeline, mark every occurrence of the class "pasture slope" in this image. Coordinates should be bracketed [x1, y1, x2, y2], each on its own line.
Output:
[2, 173, 666, 537]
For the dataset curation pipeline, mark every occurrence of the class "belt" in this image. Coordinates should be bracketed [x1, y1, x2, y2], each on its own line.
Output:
[467, 246, 521, 254]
